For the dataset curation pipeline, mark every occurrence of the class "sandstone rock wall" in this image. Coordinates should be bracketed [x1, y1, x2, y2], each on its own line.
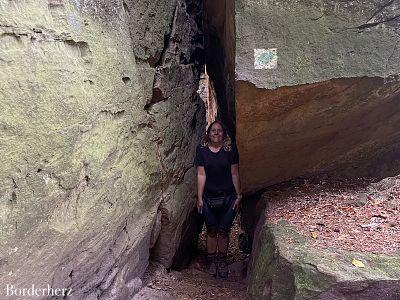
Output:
[235, 0, 400, 193]
[141, 0, 205, 269]
[0, 0, 204, 298]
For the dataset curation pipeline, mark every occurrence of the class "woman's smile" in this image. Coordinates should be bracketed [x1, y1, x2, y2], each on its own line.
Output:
[210, 124, 224, 143]
[211, 133, 222, 141]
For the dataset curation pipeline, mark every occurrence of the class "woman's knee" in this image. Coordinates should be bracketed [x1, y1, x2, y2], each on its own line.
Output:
[208, 227, 229, 239]
[207, 227, 218, 238]
[218, 228, 230, 239]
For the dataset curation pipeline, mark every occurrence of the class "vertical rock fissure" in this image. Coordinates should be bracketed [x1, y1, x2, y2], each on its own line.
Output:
[150, 0, 239, 273]
[203, 0, 236, 138]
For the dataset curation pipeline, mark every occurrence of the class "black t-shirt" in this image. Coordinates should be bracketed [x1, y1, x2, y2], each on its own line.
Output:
[194, 144, 239, 194]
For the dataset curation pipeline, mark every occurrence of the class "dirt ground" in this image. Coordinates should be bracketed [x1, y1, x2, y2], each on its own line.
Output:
[140, 220, 249, 300]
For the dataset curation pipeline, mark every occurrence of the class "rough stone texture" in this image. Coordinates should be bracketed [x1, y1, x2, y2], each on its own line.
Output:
[235, 0, 400, 193]
[248, 218, 400, 300]
[148, 0, 205, 269]
[236, 0, 400, 89]
[0, 0, 204, 298]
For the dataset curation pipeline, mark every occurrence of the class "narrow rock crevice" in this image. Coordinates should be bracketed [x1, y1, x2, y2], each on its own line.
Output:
[366, 0, 396, 23]
[151, 0, 240, 272]
[145, 1, 249, 288]
[5, 0, 400, 299]
[203, 0, 236, 137]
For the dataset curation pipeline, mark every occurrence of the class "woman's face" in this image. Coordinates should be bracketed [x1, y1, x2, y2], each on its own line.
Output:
[209, 123, 224, 144]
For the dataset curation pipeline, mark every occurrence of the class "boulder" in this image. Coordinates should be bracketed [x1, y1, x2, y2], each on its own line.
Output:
[235, 0, 400, 193]
[248, 221, 400, 300]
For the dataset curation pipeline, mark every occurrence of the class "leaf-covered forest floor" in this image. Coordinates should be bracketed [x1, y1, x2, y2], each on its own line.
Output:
[266, 175, 400, 255]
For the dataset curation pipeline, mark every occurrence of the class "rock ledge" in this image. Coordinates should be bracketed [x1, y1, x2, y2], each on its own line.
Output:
[248, 221, 400, 300]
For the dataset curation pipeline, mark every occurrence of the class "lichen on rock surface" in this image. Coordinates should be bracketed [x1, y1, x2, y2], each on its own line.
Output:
[0, 0, 204, 298]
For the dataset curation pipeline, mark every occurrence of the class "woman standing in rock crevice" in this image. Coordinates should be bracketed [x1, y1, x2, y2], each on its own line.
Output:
[195, 120, 242, 278]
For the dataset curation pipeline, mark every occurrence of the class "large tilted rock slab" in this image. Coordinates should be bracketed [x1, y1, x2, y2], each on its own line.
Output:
[235, 0, 400, 193]
[248, 221, 400, 300]
[0, 0, 204, 298]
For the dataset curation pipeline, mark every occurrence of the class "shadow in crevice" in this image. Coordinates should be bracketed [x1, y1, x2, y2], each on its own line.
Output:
[203, 0, 236, 139]
[170, 207, 204, 271]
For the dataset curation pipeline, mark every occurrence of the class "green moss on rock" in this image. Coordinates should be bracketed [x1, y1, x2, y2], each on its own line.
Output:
[248, 221, 400, 300]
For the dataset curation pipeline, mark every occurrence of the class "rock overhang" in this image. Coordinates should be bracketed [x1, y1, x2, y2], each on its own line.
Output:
[235, 0, 400, 193]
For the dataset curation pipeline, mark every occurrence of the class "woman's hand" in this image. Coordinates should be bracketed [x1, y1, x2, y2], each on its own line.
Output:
[233, 194, 243, 210]
[197, 198, 203, 213]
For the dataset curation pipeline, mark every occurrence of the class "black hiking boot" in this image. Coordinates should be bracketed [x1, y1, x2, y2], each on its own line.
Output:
[206, 253, 218, 277]
[217, 252, 228, 278]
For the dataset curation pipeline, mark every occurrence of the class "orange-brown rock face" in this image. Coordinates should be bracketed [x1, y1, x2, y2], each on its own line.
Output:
[237, 78, 400, 192]
[235, 0, 400, 193]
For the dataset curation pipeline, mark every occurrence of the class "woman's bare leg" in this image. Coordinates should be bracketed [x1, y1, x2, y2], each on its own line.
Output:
[206, 229, 218, 276]
[217, 233, 229, 254]
[217, 230, 229, 278]
[206, 234, 218, 253]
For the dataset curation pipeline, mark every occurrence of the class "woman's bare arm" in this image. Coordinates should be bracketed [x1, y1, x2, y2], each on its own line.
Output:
[231, 164, 242, 208]
[197, 166, 206, 210]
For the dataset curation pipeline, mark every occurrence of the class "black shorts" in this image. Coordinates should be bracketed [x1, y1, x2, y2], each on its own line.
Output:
[202, 193, 237, 232]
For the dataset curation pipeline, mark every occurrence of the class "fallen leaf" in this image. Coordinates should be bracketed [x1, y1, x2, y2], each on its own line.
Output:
[372, 200, 383, 206]
[352, 258, 365, 268]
